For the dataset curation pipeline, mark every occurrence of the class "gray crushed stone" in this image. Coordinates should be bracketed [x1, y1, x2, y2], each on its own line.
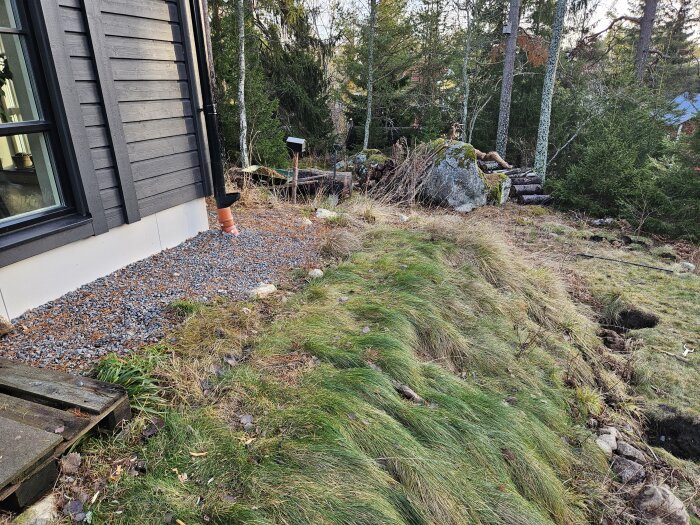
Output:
[0, 227, 317, 372]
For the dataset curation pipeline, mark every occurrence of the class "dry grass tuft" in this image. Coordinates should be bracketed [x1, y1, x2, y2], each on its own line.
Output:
[320, 229, 363, 259]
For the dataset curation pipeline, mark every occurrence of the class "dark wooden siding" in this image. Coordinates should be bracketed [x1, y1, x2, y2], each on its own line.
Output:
[58, 0, 126, 229]
[101, 0, 206, 216]
[55, 0, 208, 229]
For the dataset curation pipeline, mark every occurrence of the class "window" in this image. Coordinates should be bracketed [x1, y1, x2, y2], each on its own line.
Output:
[0, 0, 65, 229]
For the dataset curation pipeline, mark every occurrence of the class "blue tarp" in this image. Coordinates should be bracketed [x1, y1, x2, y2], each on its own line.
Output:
[664, 92, 700, 125]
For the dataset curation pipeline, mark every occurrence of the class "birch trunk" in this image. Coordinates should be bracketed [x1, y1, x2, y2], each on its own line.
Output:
[460, 3, 472, 142]
[363, 0, 377, 150]
[238, 0, 250, 168]
[635, 0, 658, 81]
[495, 0, 520, 158]
[533, 0, 567, 184]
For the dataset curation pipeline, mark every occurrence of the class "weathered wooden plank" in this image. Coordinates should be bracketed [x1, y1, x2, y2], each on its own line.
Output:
[0, 416, 62, 489]
[69, 57, 95, 81]
[60, 6, 85, 33]
[0, 393, 89, 441]
[106, 36, 184, 61]
[102, 13, 182, 42]
[59, 0, 81, 7]
[64, 33, 91, 58]
[80, 104, 105, 127]
[85, 125, 110, 149]
[0, 358, 126, 414]
[119, 99, 192, 123]
[100, 187, 123, 210]
[135, 167, 201, 199]
[85, 0, 141, 224]
[76, 81, 101, 104]
[127, 133, 198, 163]
[131, 150, 199, 181]
[114, 80, 189, 102]
[138, 181, 204, 216]
[96, 167, 119, 190]
[105, 206, 126, 229]
[91, 147, 115, 170]
[111, 59, 187, 81]
[101, 0, 179, 21]
[123, 117, 194, 143]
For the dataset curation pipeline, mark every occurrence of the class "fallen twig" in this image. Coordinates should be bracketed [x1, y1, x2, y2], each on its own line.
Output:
[658, 350, 691, 363]
[575, 253, 674, 273]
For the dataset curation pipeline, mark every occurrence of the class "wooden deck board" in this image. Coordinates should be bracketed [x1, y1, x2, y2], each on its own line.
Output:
[0, 359, 131, 509]
[0, 416, 62, 488]
[0, 358, 126, 414]
[0, 392, 91, 441]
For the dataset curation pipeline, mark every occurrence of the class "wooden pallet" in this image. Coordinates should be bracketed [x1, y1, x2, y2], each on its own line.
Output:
[0, 358, 131, 509]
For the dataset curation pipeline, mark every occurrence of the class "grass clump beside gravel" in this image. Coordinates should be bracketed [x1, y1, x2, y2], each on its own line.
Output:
[78, 220, 614, 525]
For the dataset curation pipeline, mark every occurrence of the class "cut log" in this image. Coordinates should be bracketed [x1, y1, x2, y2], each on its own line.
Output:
[518, 194, 552, 205]
[510, 176, 541, 185]
[511, 184, 543, 196]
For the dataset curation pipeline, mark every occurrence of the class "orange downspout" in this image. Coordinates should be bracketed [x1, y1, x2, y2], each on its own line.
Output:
[217, 207, 239, 235]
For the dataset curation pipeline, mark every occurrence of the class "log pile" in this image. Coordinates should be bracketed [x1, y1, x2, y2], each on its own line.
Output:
[478, 166, 553, 205]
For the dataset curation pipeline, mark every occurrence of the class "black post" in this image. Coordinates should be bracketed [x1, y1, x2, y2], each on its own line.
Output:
[190, 0, 239, 209]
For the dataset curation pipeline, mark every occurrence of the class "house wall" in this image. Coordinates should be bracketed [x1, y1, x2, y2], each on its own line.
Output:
[0, 0, 216, 319]
[56, 0, 211, 229]
[0, 197, 208, 320]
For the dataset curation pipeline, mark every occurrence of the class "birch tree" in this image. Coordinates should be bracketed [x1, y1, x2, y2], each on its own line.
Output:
[460, 0, 473, 142]
[238, 0, 250, 167]
[495, 0, 520, 158]
[533, 0, 568, 183]
[635, 0, 658, 81]
[363, 0, 378, 150]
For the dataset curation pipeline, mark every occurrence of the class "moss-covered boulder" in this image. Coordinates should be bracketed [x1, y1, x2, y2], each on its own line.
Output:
[423, 140, 509, 212]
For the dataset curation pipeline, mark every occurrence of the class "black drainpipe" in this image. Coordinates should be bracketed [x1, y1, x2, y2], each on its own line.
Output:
[190, 0, 240, 216]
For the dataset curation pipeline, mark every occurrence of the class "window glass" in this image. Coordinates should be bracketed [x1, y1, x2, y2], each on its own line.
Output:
[0, 132, 61, 223]
[0, 1, 16, 29]
[0, 0, 65, 227]
[0, 33, 40, 122]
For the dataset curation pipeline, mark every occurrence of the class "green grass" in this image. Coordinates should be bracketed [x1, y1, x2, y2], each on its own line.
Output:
[80, 223, 615, 525]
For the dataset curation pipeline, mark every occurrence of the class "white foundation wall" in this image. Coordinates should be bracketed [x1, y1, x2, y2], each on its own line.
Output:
[0, 198, 209, 320]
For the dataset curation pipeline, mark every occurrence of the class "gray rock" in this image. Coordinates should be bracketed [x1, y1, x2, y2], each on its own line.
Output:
[612, 456, 645, 484]
[315, 208, 338, 219]
[596, 433, 618, 458]
[423, 141, 489, 213]
[598, 426, 620, 440]
[240, 414, 253, 425]
[634, 484, 690, 525]
[679, 261, 696, 273]
[243, 422, 255, 432]
[308, 269, 324, 279]
[616, 441, 646, 463]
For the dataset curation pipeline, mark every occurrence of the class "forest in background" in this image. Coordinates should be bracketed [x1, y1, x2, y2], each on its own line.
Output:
[208, 0, 700, 240]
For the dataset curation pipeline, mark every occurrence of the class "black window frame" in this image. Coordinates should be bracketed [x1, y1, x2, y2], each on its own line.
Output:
[0, 0, 75, 235]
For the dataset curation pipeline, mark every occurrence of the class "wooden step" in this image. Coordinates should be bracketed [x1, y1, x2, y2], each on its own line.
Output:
[511, 184, 543, 196]
[518, 194, 552, 205]
[0, 358, 131, 509]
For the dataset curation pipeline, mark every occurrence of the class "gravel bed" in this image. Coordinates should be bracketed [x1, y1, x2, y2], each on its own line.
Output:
[0, 209, 320, 372]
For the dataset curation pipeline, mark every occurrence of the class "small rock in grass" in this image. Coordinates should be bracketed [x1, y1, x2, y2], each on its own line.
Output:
[0, 317, 12, 337]
[596, 433, 618, 458]
[616, 441, 646, 463]
[679, 261, 696, 273]
[612, 456, 645, 484]
[62, 499, 85, 522]
[308, 269, 324, 279]
[301, 218, 313, 226]
[634, 484, 690, 525]
[339, 296, 349, 304]
[398, 214, 409, 223]
[361, 326, 370, 334]
[315, 208, 338, 219]
[599, 426, 620, 440]
[243, 422, 255, 432]
[240, 414, 253, 425]
[249, 283, 276, 299]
